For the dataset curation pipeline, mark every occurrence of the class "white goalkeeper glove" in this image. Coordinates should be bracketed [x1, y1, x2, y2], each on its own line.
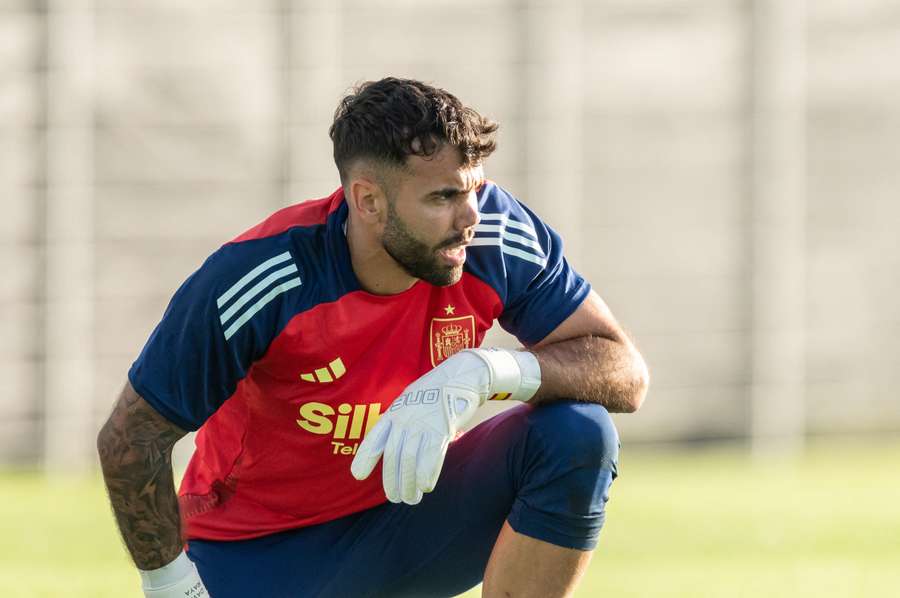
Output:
[350, 348, 541, 505]
[139, 551, 209, 597]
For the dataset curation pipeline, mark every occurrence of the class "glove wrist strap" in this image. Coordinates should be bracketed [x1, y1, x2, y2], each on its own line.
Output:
[510, 349, 541, 402]
[468, 348, 542, 403]
[139, 551, 193, 591]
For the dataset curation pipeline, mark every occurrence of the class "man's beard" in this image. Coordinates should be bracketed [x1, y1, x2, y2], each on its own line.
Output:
[381, 200, 465, 287]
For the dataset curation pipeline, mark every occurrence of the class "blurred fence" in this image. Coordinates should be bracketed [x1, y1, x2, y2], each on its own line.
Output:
[2, 0, 899, 469]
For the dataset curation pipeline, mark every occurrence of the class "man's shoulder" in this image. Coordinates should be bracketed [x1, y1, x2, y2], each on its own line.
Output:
[475, 181, 540, 221]
[199, 186, 346, 300]
[230, 187, 345, 244]
[467, 181, 553, 278]
[180, 189, 347, 328]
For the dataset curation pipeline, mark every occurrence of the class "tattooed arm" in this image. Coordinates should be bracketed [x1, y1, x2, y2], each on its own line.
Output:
[97, 381, 188, 570]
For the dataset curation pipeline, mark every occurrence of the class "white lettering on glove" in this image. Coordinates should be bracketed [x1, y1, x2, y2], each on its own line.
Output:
[350, 348, 533, 505]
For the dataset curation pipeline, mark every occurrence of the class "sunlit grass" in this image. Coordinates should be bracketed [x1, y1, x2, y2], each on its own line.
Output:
[2, 439, 898, 597]
[575, 440, 900, 598]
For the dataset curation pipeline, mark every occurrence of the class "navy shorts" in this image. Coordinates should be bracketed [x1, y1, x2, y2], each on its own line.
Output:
[187, 401, 619, 598]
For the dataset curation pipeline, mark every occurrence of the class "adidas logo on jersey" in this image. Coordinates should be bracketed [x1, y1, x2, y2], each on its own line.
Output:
[300, 358, 346, 383]
[296, 401, 383, 456]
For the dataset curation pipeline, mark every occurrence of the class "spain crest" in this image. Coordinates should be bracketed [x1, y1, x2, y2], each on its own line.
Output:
[430, 315, 476, 366]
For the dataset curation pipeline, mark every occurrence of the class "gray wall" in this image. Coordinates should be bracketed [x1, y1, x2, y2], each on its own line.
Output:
[2, 0, 899, 467]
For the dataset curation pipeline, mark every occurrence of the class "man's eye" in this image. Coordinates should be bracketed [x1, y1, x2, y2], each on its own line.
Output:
[432, 191, 469, 203]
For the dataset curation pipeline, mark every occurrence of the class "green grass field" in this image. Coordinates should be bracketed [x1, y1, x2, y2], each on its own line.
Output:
[2, 439, 898, 597]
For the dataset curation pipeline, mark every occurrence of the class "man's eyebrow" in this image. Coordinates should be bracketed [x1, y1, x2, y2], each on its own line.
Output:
[428, 181, 485, 198]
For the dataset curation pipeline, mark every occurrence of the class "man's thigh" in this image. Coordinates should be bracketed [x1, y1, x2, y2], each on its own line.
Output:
[188, 404, 532, 598]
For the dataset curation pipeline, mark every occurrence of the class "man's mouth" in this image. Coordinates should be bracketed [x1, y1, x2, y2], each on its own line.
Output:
[437, 241, 469, 267]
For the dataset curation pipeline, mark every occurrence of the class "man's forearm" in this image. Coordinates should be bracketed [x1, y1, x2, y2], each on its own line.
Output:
[97, 384, 187, 570]
[528, 335, 649, 412]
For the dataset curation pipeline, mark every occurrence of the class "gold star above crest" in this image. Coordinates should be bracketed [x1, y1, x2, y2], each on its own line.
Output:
[443, 304, 456, 315]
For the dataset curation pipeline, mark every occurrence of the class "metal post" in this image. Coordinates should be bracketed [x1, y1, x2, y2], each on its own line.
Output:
[43, 0, 96, 471]
[286, 0, 343, 203]
[749, 0, 808, 456]
[522, 0, 585, 258]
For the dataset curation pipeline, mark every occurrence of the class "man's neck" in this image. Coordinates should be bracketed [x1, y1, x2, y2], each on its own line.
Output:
[345, 213, 418, 295]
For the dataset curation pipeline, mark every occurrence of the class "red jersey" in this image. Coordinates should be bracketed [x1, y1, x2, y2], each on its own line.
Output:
[129, 182, 590, 541]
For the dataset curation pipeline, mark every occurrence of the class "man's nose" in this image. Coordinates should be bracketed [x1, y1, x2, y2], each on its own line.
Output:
[456, 192, 479, 232]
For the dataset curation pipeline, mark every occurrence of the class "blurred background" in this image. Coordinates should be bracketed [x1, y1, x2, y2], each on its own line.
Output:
[1, 0, 899, 596]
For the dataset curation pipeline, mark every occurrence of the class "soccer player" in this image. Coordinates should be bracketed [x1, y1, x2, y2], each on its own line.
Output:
[97, 77, 649, 598]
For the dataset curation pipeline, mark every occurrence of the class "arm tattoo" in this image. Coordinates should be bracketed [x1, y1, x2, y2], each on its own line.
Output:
[97, 383, 188, 570]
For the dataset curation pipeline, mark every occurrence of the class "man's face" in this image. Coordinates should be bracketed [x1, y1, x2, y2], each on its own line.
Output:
[380, 144, 483, 286]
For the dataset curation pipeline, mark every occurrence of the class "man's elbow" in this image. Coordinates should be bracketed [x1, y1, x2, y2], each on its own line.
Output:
[622, 351, 650, 413]
[96, 416, 118, 470]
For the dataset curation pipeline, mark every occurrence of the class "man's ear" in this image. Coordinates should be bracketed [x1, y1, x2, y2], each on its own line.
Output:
[346, 171, 388, 225]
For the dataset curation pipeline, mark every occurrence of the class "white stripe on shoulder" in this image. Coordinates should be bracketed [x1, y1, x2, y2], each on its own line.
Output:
[222, 277, 303, 340]
[500, 244, 547, 267]
[504, 219, 540, 238]
[477, 212, 506, 222]
[219, 263, 299, 326]
[469, 237, 548, 267]
[216, 251, 293, 308]
[474, 224, 545, 256]
[476, 213, 538, 239]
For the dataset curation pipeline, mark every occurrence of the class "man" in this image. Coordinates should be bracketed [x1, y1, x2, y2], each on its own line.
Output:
[98, 77, 649, 598]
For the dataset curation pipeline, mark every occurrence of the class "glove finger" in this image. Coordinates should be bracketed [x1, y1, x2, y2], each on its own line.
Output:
[400, 433, 425, 505]
[350, 417, 391, 481]
[416, 435, 450, 494]
[382, 426, 405, 503]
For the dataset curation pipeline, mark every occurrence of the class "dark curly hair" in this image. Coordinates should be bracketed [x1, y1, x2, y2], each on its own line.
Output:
[329, 77, 498, 185]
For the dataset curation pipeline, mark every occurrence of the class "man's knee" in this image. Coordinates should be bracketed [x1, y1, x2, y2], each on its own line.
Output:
[506, 401, 620, 550]
[526, 400, 619, 476]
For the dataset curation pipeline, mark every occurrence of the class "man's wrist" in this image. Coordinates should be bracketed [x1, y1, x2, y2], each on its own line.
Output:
[509, 350, 541, 402]
[466, 348, 542, 403]
[139, 551, 195, 590]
